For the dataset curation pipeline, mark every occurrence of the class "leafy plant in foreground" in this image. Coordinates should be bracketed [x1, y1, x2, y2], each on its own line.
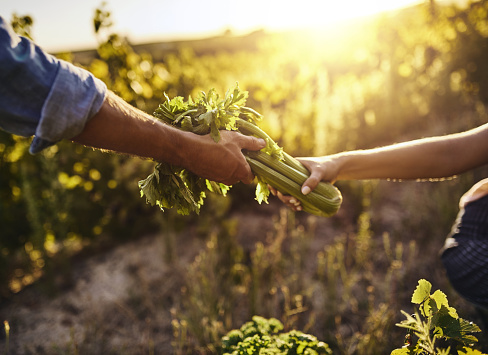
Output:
[221, 315, 332, 355]
[392, 279, 484, 355]
[138, 83, 342, 216]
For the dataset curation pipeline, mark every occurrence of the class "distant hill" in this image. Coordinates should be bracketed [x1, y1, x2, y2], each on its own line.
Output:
[66, 29, 268, 66]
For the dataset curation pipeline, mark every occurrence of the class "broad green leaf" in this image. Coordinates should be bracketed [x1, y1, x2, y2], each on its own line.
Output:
[432, 305, 460, 339]
[138, 168, 161, 206]
[431, 290, 458, 318]
[411, 279, 432, 304]
[459, 318, 482, 334]
[393, 280, 484, 354]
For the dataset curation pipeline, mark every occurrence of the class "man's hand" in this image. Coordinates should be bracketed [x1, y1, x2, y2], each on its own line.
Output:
[182, 130, 266, 186]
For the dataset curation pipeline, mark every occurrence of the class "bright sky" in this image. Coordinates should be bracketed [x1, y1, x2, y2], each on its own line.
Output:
[1, 0, 438, 52]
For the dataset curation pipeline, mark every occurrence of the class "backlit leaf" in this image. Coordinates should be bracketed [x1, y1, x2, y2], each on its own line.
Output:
[411, 279, 432, 304]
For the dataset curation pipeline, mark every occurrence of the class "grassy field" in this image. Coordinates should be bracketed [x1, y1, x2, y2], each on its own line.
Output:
[2, 179, 488, 354]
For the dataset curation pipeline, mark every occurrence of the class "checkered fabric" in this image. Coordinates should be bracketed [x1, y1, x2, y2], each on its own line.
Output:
[441, 194, 488, 309]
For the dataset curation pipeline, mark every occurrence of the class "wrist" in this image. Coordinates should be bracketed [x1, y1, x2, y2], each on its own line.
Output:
[173, 130, 198, 168]
[331, 151, 355, 180]
[152, 124, 192, 166]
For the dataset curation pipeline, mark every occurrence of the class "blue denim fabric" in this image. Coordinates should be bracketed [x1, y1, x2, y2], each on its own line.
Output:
[0, 16, 106, 153]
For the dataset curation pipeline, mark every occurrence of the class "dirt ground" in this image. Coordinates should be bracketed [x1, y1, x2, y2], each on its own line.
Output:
[1, 233, 179, 354]
[0, 196, 350, 354]
[1, 185, 486, 354]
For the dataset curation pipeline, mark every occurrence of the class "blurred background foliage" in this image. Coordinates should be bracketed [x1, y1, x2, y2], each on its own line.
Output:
[2, 0, 488, 353]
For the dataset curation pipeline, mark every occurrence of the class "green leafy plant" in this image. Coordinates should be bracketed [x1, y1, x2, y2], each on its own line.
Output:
[392, 279, 484, 355]
[221, 315, 332, 355]
[138, 83, 342, 216]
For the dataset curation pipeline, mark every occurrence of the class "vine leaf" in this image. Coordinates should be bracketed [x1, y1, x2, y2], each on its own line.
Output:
[393, 279, 483, 354]
[411, 279, 432, 304]
[430, 290, 458, 318]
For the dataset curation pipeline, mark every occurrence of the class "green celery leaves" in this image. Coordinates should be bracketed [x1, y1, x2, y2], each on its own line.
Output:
[139, 83, 260, 215]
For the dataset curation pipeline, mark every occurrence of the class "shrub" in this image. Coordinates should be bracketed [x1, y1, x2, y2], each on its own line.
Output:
[221, 315, 332, 355]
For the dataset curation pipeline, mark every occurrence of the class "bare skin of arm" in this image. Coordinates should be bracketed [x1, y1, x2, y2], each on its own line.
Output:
[272, 123, 488, 210]
[71, 91, 266, 186]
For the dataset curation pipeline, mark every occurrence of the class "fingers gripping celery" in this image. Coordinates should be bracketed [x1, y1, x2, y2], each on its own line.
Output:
[246, 150, 342, 212]
[246, 157, 339, 217]
[138, 83, 342, 217]
[238, 120, 342, 217]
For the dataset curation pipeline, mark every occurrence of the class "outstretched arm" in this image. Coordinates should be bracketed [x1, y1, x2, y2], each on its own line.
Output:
[272, 123, 488, 209]
[306, 123, 488, 184]
[72, 91, 266, 185]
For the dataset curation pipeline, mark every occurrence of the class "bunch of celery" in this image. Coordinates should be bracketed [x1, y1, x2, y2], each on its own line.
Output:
[138, 83, 342, 217]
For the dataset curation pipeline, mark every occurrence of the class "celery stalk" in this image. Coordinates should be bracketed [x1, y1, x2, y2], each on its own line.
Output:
[139, 83, 342, 217]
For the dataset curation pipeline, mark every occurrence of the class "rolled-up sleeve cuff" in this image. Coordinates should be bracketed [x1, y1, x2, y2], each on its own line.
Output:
[29, 60, 107, 154]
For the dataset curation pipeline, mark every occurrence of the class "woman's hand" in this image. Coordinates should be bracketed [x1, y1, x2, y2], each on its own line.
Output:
[269, 155, 341, 210]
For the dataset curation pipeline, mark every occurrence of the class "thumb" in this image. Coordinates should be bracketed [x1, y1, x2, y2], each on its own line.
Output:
[301, 172, 322, 195]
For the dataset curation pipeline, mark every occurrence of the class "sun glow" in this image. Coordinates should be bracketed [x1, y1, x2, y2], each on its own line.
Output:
[119, 0, 426, 43]
[222, 0, 424, 33]
[0, 0, 425, 52]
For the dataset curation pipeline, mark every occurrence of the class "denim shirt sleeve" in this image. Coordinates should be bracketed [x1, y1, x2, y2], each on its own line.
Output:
[0, 16, 107, 154]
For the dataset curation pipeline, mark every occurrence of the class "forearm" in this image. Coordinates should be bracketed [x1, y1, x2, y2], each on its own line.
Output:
[334, 124, 488, 181]
[281, 123, 488, 207]
[71, 91, 188, 164]
[71, 91, 265, 185]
